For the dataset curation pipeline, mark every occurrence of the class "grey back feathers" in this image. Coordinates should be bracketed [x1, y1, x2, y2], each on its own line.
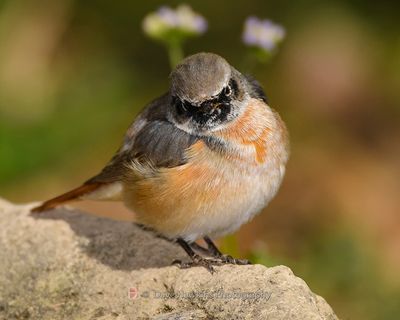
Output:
[170, 53, 231, 103]
[85, 94, 198, 184]
[244, 74, 268, 103]
[131, 120, 198, 167]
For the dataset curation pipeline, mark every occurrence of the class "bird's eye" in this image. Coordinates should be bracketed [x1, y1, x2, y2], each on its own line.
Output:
[223, 85, 232, 97]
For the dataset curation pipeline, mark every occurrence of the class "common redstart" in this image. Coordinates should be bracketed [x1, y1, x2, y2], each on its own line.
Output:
[32, 53, 289, 272]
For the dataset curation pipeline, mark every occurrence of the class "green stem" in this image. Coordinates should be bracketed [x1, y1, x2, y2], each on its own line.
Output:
[167, 40, 184, 69]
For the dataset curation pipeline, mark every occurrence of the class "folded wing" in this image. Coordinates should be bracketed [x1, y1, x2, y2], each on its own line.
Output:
[31, 93, 199, 213]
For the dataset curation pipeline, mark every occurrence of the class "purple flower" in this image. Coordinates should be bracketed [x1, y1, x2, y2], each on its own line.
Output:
[157, 7, 179, 27]
[243, 17, 285, 53]
[143, 5, 208, 40]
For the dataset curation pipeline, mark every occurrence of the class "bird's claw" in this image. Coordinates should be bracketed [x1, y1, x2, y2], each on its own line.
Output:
[172, 255, 224, 274]
[172, 253, 251, 274]
[218, 254, 252, 265]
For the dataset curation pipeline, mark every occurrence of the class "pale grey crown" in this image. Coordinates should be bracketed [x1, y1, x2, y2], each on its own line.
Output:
[170, 53, 232, 104]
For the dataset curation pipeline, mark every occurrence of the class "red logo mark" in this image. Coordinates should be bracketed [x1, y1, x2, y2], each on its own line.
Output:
[128, 287, 138, 300]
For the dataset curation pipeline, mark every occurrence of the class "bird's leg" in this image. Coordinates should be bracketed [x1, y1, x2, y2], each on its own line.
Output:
[203, 236, 252, 265]
[203, 236, 224, 257]
[190, 242, 213, 256]
[173, 238, 223, 274]
[135, 223, 250, 268]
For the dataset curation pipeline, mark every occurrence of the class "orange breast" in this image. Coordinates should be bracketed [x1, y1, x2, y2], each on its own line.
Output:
[214, 100, 271, 164]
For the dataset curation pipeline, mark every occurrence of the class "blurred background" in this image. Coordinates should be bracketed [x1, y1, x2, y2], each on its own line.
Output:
[1, 0, 399, 318]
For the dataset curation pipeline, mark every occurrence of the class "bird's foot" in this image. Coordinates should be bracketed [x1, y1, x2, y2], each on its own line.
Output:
[201, 236, 252, 265]
[172, 254, 251, 273]
[172, 254, 223, 274]
[217, 254, 252, 265]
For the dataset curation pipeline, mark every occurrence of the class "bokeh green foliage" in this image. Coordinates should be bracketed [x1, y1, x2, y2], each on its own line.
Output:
[249, 230, 400, 320]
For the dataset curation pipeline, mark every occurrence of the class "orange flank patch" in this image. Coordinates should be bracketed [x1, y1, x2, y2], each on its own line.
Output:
[241, 128, 270, 163]
[128, 157, 224, 237]
[168, 164, 210, 193]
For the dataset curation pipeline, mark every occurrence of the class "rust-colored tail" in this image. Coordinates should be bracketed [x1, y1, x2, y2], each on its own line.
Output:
[31, 183, 103, 213]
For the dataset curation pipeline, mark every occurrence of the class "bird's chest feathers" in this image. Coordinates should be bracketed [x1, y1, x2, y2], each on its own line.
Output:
[184, 98, 288, 199]
[125, 99, 288, 240]
[211, 99, 286, 169]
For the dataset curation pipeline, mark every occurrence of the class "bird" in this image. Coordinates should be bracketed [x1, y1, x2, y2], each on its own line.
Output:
[31, 52, 289, 272]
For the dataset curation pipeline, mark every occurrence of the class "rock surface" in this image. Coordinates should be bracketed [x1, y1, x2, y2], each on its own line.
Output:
[0, 198, 338, 320]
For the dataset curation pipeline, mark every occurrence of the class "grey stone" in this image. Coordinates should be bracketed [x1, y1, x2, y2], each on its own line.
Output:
[0, 198, 338, 320]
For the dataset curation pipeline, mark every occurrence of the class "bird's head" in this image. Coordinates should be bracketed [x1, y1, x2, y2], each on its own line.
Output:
[168, 52, 263, 134]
